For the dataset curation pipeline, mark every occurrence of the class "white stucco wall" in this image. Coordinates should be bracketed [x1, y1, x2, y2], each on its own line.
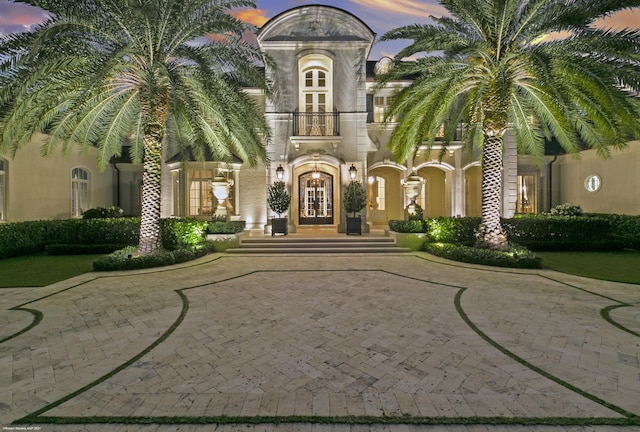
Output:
[552, 140, 640, 215]
[2, 134, 114, 222]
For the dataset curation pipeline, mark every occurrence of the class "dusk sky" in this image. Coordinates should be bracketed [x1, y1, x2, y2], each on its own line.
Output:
[1, 0, 639, 59]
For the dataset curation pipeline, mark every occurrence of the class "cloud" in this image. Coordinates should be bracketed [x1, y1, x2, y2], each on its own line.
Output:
[0, 1, 49, 35]
[349, 0, 447, 18]
[231, 8, 270, 27]
[596, 8, 640, 31]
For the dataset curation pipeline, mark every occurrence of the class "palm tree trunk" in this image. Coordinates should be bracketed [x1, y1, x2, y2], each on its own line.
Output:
[138, 135, 163, 254]
[476, 134, 508, 251]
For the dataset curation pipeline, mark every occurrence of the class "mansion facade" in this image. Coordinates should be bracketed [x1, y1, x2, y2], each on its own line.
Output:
[1, 5, 639, 228]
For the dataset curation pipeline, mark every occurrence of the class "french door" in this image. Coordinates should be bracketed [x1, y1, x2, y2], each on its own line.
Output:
[299, 171, 333, 225]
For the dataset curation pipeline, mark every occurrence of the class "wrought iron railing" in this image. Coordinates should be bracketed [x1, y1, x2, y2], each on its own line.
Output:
[293, 110, 340, 136]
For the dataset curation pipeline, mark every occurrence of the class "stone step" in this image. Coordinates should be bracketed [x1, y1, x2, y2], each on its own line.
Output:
[226, 246, 411, 254]
[225, 235, 410, 254]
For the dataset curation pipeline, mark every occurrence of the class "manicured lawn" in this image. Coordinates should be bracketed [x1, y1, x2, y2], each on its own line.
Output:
[0, 254, 99, 287]
[538, 250, 640, 284]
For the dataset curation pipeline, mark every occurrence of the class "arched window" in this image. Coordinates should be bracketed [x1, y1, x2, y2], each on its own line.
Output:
[71, 167, 90, 218]
[0, 159, 6, 221]
[298, 54, 333, 136]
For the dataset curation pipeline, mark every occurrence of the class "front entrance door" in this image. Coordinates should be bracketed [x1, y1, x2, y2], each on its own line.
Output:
[299, 171, 333, 225]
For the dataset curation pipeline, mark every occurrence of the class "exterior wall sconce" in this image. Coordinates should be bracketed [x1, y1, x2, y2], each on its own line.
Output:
[349, 164, 357, 180]
[276, 164, 285, 181]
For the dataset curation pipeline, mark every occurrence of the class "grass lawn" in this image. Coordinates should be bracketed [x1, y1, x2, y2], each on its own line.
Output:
[538, 250, 640, 284]
[0, 254, 99, 287]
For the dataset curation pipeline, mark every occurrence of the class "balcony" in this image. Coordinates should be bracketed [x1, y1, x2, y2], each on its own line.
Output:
[293, 110, 340, 137]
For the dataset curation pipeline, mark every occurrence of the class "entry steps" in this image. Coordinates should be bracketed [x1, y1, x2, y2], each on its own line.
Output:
[225, 235, 411, 254]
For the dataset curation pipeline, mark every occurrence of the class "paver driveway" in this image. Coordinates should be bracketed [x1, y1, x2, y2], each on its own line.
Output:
[1, 252, 639, 431]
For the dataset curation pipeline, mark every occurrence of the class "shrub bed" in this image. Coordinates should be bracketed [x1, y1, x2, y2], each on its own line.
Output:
[424, 242, 542, 268]
[587, 213, 640, 249]
[92, 244, 215, 271]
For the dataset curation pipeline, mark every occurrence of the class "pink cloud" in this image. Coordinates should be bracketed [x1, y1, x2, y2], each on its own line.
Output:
[349, 0, 447, 18]
[231, 8, 270, 27]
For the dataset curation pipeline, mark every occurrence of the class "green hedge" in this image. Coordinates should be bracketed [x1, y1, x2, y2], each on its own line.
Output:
[424, 242, 542, 268]
[502, 216, 624, 251]
[207, 220, 246, 234]
[160, 218, 209, 251]
[92, 244, 215, 271]
[587, 213, 640, 249]
[390, 214, 636, 251]
[0, 218, 139, 259]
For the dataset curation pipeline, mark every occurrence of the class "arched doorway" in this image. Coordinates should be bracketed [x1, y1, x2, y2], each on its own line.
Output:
[298, 170, 334, 225]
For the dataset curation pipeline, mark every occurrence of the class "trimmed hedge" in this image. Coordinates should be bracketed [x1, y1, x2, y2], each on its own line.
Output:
[0, 218, 139, 259]
[503, 217, 624, 251]
[92, 244, 216, 271]
[424, 242, 542, 268]
[208, 220, 246, 234]
[390, 214, 637, 251]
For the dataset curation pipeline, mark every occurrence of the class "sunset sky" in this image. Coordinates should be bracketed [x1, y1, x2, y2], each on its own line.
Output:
[0, 0, 639, 59]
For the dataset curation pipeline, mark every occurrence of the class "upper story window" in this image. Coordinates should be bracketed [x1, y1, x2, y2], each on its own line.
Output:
[299, 54, 333, 114]
[373, 96, 396, 123]
[71, 167, 90, 218]
[0, 159, 6, 221]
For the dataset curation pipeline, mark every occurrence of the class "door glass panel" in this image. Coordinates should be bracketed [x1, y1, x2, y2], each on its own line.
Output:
[299, 171, 333, 225]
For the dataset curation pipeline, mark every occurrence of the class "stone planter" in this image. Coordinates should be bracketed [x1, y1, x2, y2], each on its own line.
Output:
[390, 231, 427, 251]
[346, 216, 362, 235]
[271, 217, 288, 236]
[205, 233, 241, 252]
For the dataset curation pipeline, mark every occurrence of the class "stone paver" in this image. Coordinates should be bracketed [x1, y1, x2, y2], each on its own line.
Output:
[1, 252, 639, 432]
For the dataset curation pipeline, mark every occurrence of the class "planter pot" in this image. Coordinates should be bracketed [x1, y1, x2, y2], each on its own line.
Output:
[271, 217, 288, 236]
[205, 233, 241, 252]
[390, 231, 427, 251]
[346, 217, 362, 235]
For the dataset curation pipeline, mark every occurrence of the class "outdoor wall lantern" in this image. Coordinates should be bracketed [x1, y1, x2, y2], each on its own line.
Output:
[276, 164, 285, 181]
[349, 164, 357, 180]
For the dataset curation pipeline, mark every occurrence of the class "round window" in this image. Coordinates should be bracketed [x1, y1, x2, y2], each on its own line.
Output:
[584, 174, 601, 193]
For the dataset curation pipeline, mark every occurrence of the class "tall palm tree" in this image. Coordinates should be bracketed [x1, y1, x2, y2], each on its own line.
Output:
[378, 0, 640, 250]
[0, 0, 270, 254]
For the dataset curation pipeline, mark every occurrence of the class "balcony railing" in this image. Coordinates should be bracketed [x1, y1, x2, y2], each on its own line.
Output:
[293, 110, 340, 137]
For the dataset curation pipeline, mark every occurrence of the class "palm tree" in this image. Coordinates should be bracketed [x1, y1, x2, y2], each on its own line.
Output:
[378, 0, 640, 250]
[0, 0, 270, 254]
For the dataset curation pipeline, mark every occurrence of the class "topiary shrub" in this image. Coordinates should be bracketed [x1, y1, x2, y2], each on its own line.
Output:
[343, 181, 367, 217]
[267, 181, 291, 217]
[424, 242, 542, 268]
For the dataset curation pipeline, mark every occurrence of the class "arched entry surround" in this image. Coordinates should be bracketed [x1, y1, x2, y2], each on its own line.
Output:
[367, 162, 407, 225]
[291, 155, 341, 227]
[414, 161, 455, 218]
[464, 162, 482, 216]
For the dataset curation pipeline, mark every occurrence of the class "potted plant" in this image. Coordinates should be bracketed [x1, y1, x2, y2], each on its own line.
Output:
[344, 181, 367, 235]
[267, 181, 291, 236]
